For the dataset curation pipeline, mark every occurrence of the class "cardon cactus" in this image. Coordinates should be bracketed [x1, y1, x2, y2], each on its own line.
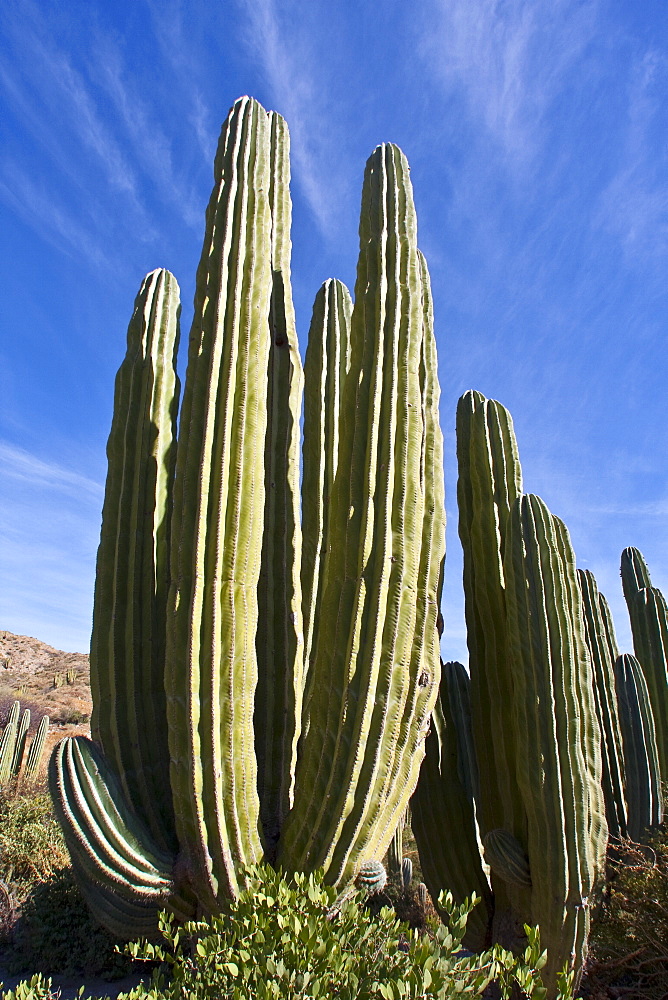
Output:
[578, 569, 628, 840]
[0, 701, 48, 786]
[621, 547, 668, 782]
[49, 96, 445, 938]
[443, 391, 607, 997]
[411, 660, 493, 952]
[614, 653, 663, 841]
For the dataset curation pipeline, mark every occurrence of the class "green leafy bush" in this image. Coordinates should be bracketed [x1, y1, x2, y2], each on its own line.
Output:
[116, 865, 571, 999]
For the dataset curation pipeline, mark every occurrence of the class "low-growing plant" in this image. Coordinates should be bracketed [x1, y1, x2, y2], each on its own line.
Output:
[0, 792, 68, 891]
[116, 864, 572, 999]
[584, 813, 668, 1000]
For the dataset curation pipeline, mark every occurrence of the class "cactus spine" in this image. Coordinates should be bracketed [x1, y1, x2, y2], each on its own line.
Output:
[621, 547, 668, 781]
[50, 97, 445, 938]
[614, 653, 663, 841]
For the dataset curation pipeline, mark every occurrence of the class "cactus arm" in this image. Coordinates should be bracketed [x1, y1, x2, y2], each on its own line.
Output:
[456, 393, 525, 843]
[359, 251, 445, 863]
[166, 96, 271, 905]
[49, 736, 194, 939]
[24, 715, 49, 779]
[254, 110, 305, 856]
[11, 708, 30, 779]
[578, 569, 628, 839]
[88, 267, 181, 854]
[504, 496, 606, 994]
[301, 278, 352, 675]
[411, 660, 493, 952]
[621, 546, 652, 604]
[625, 584, 668, 781]
[280, 144, 444, 885]
[0, 701, 20, 785]
[614, 653, 663, 840]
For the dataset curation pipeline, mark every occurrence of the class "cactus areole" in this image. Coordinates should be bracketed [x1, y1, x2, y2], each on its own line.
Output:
[49, 96, 446, 938]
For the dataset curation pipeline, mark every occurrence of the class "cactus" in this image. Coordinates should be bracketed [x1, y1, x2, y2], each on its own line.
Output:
[66, 668, 77, 685]
[578, 569, 628, 839]
[446, 391, 607, 997]
[53, 673, 64, 689]
[0, 702, 49, 786]
[483, 829, 531, 888]
[411, 660, 493, 952]
[0, 701, 20, 785]
[621, 547, 668, 782]
[614, 653, 663, 841]
[401, 856, 413, 890]
[354, 860, 387, 896]
[24, 715, 49, 780]
[49, 96, 445, 938]
[503, 495, 607, 993]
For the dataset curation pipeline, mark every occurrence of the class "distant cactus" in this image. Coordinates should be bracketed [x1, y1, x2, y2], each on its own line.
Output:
[401, 856, 413, 890]
[53, 673, 65, 689]
[66, 669, 77, 685]
[24, 715, 50, 781]
[416, 882, 428, 908]
[0, 702, 50, 786]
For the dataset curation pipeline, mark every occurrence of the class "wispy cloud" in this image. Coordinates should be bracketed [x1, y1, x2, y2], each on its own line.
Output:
[236, 0, 342, 234]
[0, 441, 103, 501]
[91, 34, 202, 229]
[420, 0, 598, 165]
[594, 50, 668, 267]
[0, 441, 102, 651]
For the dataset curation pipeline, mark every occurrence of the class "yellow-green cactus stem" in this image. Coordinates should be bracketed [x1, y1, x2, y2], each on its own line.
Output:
[504, 495, 607, 996]
[614, 653, 663, 841]
[166, 96, 273, 908]
[89, 267, 181, 854]
[279, 145, 444, 887]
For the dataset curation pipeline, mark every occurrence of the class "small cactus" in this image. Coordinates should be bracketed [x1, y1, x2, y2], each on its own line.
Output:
[401, 856, 412, 890]
[53, 673, 65, 689]
[66, 669, 77, 685]
[355, 860, 387, 896]
[416, 882, 428, 908]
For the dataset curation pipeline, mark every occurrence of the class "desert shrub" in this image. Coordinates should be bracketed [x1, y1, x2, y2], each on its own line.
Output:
[52, 707, 89, 725]
[5, 867, 135, 981]
[0, 792, 68, 890]
[114, 864, 570, 999]
[585, 818, 668, 1000]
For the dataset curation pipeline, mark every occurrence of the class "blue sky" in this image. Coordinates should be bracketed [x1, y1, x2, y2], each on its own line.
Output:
[1, 0, 666, 663]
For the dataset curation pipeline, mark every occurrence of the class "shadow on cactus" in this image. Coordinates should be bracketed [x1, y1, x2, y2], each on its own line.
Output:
[48, 96, 446, 940]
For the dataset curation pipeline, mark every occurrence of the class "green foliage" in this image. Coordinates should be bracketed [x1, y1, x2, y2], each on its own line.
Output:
[119, 865, 570, 1000]
[586, 814, 668, 1000]
[0, 972, 75, 1000]
[0, 792, 68, 890]
[5, 868, 135, 980]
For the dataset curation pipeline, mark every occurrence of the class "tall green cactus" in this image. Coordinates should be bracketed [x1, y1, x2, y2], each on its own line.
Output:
[49, 96, 445, 938]
[577, 569, 627, 839]
[504, 495, 607, 993]
[441, 391, 607, 998]
[614, 653, 663, 841]
[621, 547, 668, 781]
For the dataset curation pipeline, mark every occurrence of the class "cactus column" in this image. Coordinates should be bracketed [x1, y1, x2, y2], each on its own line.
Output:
[278, 143, 445, 887]
[50, 96, 446, 938]
[621, 547, 668, 782]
